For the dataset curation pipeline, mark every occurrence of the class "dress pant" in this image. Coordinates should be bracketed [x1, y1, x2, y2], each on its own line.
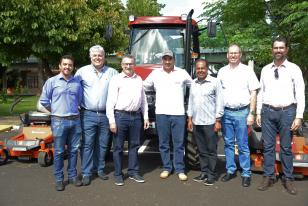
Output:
[193, 124, 218, 180]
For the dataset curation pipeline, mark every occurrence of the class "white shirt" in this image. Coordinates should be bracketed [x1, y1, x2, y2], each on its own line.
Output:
[143, 66, 192, 115]
[217, 63, 260, 108]
[187, 75, 224, 125]
[106, 72, 148, 124]
[257, 59, 305, 118]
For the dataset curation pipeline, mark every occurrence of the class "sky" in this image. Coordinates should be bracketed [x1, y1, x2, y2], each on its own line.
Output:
[121, 0, 214, 20]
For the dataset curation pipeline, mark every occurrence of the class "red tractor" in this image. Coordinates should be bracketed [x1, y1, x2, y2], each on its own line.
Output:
[127, 10, 216, 168]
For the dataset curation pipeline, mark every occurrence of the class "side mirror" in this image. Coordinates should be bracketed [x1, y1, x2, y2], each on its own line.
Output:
[105, 24, 113, 40]
[207, 21, 217, 37]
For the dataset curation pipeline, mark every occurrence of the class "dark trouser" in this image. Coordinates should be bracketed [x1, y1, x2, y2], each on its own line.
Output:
[261, 105, 296, 180]
[193, 124, 218, 180]
[113, 111, 142, 177]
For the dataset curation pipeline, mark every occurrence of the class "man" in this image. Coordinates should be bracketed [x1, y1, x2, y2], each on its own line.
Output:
[217, 44, 260, 187]
[40, 55, 82, 191]
[256, 37, 305, 195]
[187, 59, 224, 186]
[75, 45, 118, 186]
[106, 55, 149, 186]
[144, 51, 192, 181]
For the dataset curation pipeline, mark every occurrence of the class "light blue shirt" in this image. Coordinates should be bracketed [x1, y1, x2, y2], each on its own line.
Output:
[187, 75, 224, 125]
[40, 74, 82, 116]
[75, 64, 118, 111]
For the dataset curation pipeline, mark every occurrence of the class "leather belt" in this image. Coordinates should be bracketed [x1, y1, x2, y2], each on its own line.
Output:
[52, 115, 79, 120]
[225, 105, 249, 111]
[263, 103, 296, 111]
[115, 110, 140, 115]
[81, 108, 106, 114]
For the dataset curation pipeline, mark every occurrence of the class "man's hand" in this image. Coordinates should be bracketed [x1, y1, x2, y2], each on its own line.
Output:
[247, 114, 254, 126]
[144, 119, 150, 130]
[187, 118, 193, 132]
[214, 120, 221, 132]
[256, 114, 261, 127]
[291, 118, 302, 131]
[110, 123, 117, 133]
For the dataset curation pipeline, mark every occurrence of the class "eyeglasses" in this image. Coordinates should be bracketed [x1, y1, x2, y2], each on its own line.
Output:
[274, 68, 279, 79]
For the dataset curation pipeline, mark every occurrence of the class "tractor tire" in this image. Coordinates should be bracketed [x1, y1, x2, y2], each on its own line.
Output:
[185, 131, 200, 170]
[0, 149, 9, 165]
[38, 151, 53, 167]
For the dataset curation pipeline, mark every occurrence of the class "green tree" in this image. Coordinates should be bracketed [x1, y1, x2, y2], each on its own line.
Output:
[126, 0, 165, 16]
[200, 0, 308, 78]
[0, 0, 127, 79]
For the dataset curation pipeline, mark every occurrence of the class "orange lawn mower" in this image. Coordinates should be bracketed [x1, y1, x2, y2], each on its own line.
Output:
[249, 121, 308, 179]
[5, 96, 54, 167]
[0, 141, 9, 165]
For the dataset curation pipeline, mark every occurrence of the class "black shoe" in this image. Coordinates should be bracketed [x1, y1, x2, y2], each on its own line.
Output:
[221, 173, 236, 182]
[55, 181, 65, 191]
[114, 176, 124, 186]
[193, 174, 207, 183]
[129, 174, 145, 183]
[68, 178, 82, 187]
[257, 176, 274, 191]
[98, 172, 109, 180]
[204, 178, 215, 186]
[242, 176, 251, 187]
[282, 179, 297, 195]
[82, 176, 91, 186]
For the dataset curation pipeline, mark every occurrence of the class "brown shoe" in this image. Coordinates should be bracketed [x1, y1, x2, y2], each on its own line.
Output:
[257, 176, 274, 191]
[282, 180, 297, 195]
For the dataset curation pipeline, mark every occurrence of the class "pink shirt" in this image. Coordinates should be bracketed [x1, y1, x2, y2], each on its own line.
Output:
[106, 72, 148, 124]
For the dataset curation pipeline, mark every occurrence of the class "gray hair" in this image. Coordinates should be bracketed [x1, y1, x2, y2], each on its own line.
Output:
[89, 45, 105, 57]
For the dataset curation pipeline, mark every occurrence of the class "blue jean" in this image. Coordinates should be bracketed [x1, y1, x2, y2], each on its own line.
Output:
[80, 110, 110, 177]
[113, 112, 142, 177]
[222, 108, 251, 177]
[156, 114, 186, 173]
[261, 105, 296, 179]
[51, 117, 81, 182]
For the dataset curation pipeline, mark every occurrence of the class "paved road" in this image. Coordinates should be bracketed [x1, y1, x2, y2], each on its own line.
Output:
[0, 136, 307, 206]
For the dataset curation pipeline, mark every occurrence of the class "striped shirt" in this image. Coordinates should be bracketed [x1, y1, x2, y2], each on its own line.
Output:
[106, 72, 148, 124]
[74, 64, 118, 111]
[257, 59, 305, 118]
[187, 75, 224, 125]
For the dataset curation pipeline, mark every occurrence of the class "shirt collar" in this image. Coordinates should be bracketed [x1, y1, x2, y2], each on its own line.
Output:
[271, 59, 289, 69]
[57, 73, 73, 81]
[119, 72, 137, 78]
[195, 75, 211, 84]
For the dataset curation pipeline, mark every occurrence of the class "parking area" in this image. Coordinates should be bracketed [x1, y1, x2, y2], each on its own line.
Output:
[0, 135, 307, 206]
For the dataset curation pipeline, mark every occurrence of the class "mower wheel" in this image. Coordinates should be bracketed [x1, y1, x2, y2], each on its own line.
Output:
[0, 149, 9, 165]
[38, 151, 53, 167]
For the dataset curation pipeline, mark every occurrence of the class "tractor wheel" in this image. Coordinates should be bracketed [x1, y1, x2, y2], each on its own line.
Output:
[0, 149, 9, 165]
[38, 151, 53, 167]
[185, 132, 200, 170]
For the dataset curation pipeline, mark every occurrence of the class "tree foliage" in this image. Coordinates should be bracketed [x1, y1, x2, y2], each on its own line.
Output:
[199, 0, 308, 78]
[0, 0, 127, 73]
[126, 0, 165, 17]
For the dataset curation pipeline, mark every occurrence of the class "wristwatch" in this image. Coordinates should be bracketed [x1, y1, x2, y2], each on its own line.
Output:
[250, 111, 256, 115]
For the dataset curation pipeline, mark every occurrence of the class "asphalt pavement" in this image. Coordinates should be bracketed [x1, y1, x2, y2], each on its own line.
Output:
[0, 134, 307, 206]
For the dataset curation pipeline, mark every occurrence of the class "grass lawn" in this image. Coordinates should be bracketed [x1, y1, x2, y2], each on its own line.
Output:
[0, 95, 39, 116]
